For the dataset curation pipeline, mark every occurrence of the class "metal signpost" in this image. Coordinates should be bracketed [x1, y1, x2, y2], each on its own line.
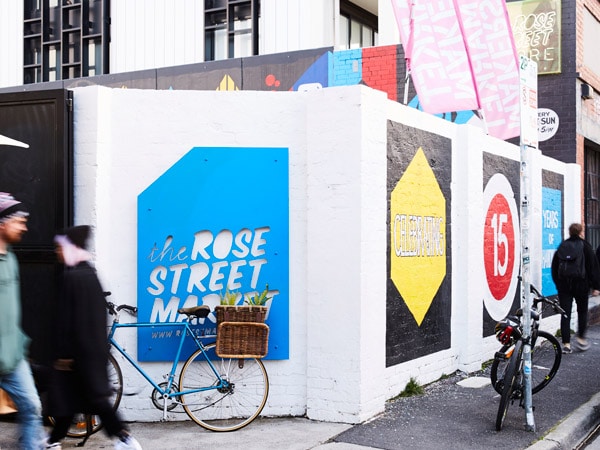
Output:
[519, 55, 539, 432]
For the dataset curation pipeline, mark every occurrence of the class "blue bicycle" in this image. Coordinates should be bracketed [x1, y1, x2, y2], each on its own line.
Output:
[53, 296, 269, 442]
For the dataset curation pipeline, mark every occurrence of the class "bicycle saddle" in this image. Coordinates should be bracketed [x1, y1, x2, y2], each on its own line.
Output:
[177, 305, 211, 318]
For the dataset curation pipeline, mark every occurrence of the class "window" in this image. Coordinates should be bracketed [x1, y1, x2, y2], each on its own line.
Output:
[340, 0, 378, 50]
[23, 0, 109, 84]
[205, 0, 259, 62]
[585, 144, 600, 250]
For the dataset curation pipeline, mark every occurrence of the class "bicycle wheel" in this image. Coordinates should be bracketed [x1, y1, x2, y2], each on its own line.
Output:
[496, 340, 522, 431]
[49, 353, 123, 438]
[179, 343, 269, 432]
[528, 330, 561, 393]
[491, 330, 561, 395]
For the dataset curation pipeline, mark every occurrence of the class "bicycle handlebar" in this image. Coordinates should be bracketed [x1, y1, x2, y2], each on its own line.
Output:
[530, 284, 567, 318]
[104, 291, 138, 317]
[106, 301, 138, 315]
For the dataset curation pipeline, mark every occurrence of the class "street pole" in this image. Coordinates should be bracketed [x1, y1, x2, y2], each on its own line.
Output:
[519, 55, 538, 432]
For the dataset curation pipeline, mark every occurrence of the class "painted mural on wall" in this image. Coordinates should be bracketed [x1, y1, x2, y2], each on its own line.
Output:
[137, 147, 289, 361]
[541, 170, 564, 296]
[154, 45, 472, 127]
[71, 44, 479, 128]
[482, 153, 521, 335]
[386, 121, 451, 367]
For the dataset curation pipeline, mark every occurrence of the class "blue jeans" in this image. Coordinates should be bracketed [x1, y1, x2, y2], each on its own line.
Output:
[0, 359, 45, 449]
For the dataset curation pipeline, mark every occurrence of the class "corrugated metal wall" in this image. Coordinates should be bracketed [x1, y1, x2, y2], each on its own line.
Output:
[110, 0, 204, 73]
[0, 0, 341, 88]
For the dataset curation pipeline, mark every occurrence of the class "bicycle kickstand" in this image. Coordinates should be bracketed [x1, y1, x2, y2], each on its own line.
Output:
[75, 414, 94, 447]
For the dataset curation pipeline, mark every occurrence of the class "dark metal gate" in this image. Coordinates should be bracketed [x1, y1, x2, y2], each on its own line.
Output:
[585, 141, 600, 252]
[0, 89, 73, 367]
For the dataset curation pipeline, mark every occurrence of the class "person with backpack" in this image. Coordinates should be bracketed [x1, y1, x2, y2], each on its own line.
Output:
[551, 223, 600, 353]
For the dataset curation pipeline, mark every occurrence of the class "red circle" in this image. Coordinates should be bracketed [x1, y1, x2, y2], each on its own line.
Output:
[483, 193, 515, 300]
[265, 74, 276, 86]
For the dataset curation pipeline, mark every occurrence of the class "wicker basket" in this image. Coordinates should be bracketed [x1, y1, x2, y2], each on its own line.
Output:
[216, 322, 270, 358]
[215, 305, 267, 324]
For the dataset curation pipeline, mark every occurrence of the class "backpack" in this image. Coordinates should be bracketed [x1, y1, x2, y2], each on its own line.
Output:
[556, 239, 586, 280]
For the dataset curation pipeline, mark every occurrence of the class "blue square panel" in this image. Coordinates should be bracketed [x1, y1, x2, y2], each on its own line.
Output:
[137, 147, 289, 361]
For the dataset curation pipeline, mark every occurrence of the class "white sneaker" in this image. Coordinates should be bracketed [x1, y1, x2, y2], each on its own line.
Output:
[114, 435, 142, 450]
[38, 436, 61, 450]
[576, 337, 590, 351]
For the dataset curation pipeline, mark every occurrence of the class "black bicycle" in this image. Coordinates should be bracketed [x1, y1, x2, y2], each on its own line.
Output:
[491, 285, 566, 431]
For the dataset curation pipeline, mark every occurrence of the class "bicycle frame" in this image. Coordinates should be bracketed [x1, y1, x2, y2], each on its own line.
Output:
[56, 299, 269, 438]
[493, 284, 566, 430]
[108, 317, 224, 410]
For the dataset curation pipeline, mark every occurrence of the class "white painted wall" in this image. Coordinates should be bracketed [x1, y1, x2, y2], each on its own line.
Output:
[0, 1, 24, 88]
[71, 84, 579, 424]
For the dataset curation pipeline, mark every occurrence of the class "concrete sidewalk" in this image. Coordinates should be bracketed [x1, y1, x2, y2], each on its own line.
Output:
[3, 307, 600, 449]
[0, 415, 358, 450]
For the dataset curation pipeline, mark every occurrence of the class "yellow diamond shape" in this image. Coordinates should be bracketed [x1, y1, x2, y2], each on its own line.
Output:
[390, 147, 446, 326]
[216, 74, 240, 91]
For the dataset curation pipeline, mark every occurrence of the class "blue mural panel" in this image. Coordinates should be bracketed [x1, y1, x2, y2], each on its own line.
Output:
[137, 147, 289, 361]
[542, 187, 562, 296]
[332, 49, 363, 86]
[291, 51, 331, 91]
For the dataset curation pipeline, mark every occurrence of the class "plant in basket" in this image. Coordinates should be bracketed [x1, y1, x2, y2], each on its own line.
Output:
[215, 284, 271, 324]
[215, 285, 272, 359]
[244, 284, 271, 306]
[219, 287, 240, 306]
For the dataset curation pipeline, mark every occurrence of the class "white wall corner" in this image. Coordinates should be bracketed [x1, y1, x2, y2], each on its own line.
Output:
[304, 85, 370, 422]
[358, 87, 390, 420]
[530, 147, 544, 290]
[453, 125, 486, 372]
[564, 163, 582, 233]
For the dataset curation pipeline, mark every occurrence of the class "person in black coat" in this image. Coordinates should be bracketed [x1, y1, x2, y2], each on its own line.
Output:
[551, 223, 600, 354]
[46, 226, 142, 450]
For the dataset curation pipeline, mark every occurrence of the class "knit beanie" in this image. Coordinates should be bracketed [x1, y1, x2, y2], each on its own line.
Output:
[62, 225, 91, 250]
[0, 192, 28, 223]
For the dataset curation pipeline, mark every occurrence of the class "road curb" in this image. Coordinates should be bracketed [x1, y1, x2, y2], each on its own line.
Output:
[526, 391, 600, 449]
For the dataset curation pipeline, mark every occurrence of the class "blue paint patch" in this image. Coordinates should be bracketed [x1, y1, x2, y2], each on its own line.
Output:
[137, 147, 290, 361]
[541, 187, 562, 296]
[332, 49, 363, 86]
[408, 95, 475, 124]
[292, 52, 331, 91]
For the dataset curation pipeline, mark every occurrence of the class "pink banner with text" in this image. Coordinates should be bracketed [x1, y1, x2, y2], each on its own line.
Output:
[391, 0, 521, 140]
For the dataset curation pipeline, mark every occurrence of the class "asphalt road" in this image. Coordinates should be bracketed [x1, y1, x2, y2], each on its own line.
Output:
[331, 323, 600, 450]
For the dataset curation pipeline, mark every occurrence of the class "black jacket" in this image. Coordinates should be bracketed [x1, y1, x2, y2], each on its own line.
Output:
[551, 237, 600, 292]
[47, 261, 111, 416]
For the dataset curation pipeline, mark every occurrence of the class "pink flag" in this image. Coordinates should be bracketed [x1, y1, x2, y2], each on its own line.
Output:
[391, 0, 479, 114]
[454, 0, 521, 140]
[391, 0, 521, 140]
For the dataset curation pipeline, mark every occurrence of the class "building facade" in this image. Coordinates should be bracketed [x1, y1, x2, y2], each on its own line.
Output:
[0, 0, 597, 423]
[2, 1, 599, 246]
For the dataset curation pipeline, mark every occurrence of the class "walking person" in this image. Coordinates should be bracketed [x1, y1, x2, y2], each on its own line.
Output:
[46, 225, 142, 450]
[0, 192, 46, 449]
[551, 223, 600, 353]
